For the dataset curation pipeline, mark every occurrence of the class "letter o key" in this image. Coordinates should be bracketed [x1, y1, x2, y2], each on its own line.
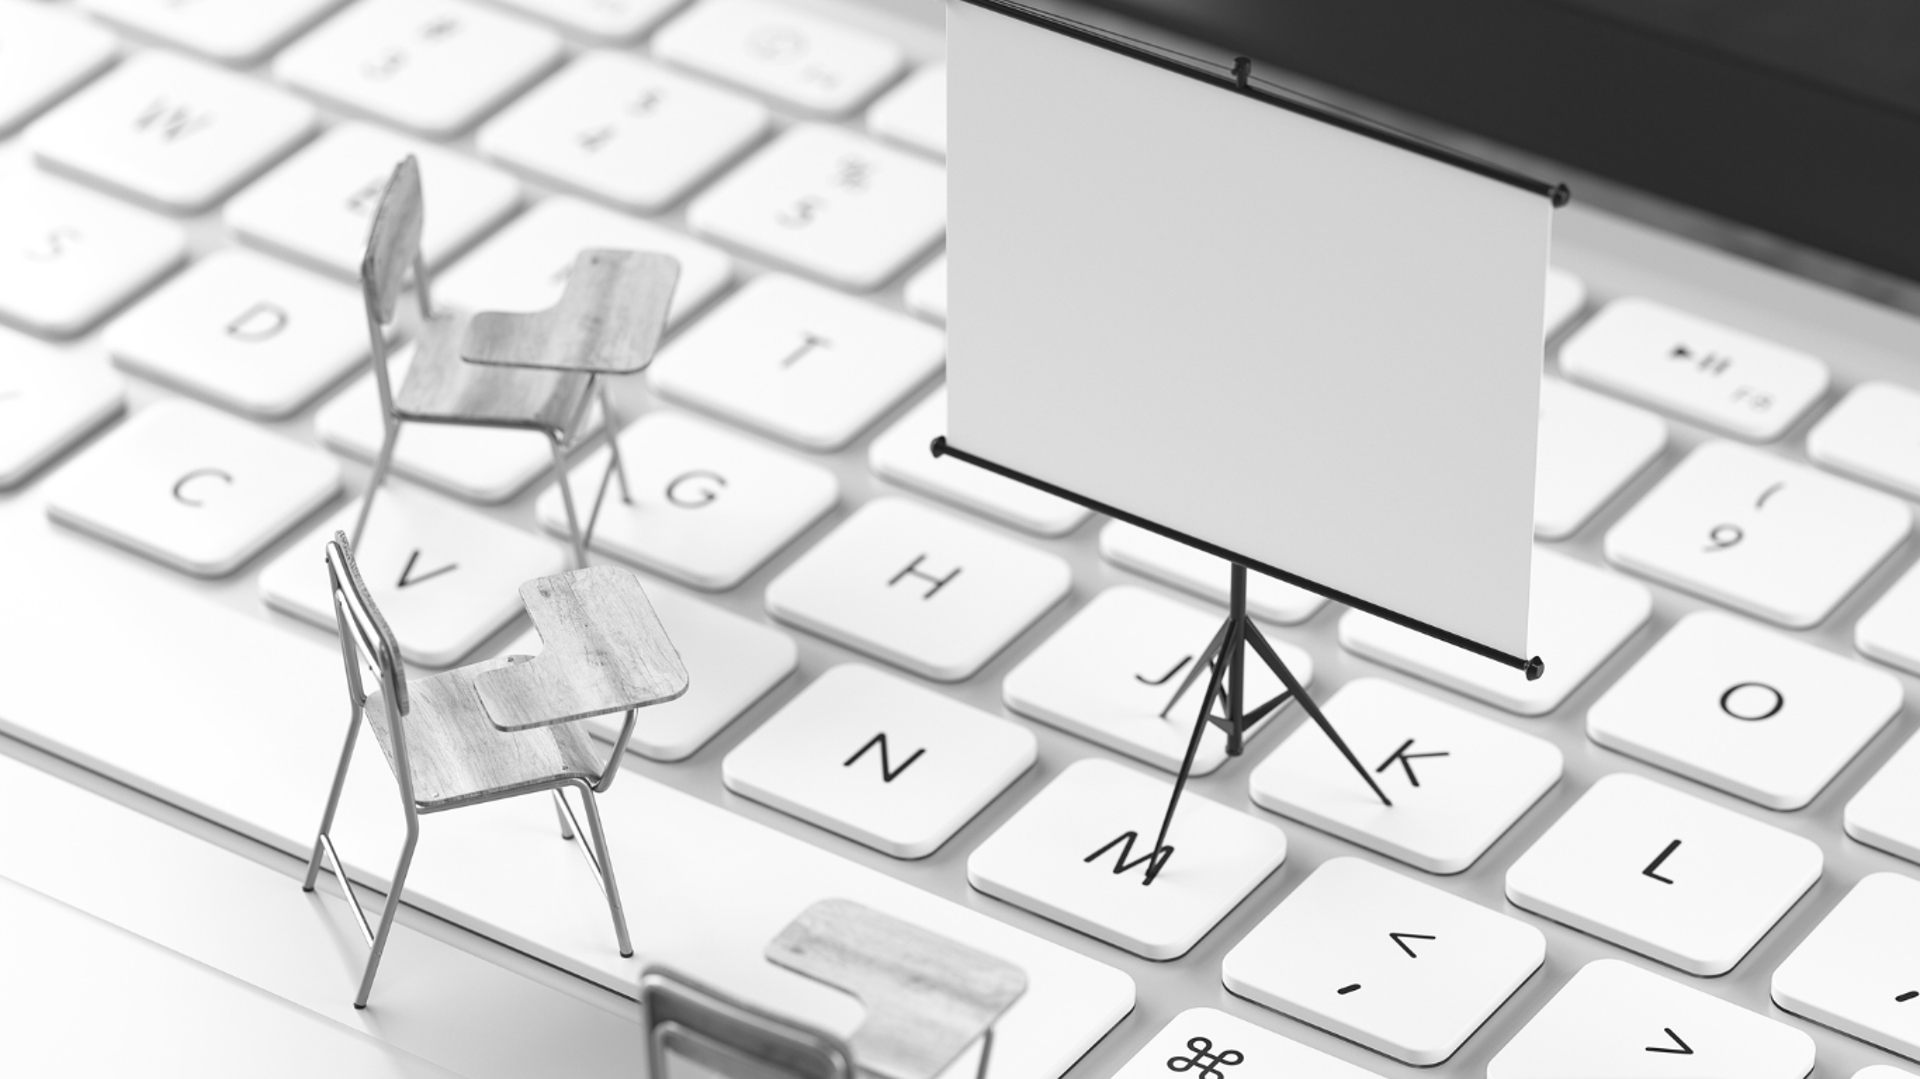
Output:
[1720, 681, 1784, 722]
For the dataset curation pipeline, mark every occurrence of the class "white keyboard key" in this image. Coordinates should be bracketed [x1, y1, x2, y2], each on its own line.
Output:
[501, 579, 797, 761]
[0, 330, 123, 489]
[0, 172, 187, 338]
[46, 399, 340, 577]
[1859, 1071, 1920, 1079]
[80, 0, 341, 65]
[1858, 559, 1920, 676]
[765, 497, 1071, 681]
[1543, 265, 1585, 335]
[315, 341, 599, 503]
[1099, 521, 1327, 624]
[648, 274, 943, 450]
[871, 387, 1087, 535]
[1114, 1009, 1384, 1079]
[274, 0, 562, 138]
[30, 52, 316, 214]
[1808, 380, 1920, 500]
[1560, 296, 1829, 440]
[969, 758, 1286, 960]
[478, 51, 769, 214]
[1003, 585, 1309, 775]
[725, 663, 1036, 858]
[1489, 958, 1815, 1079]
[260, 485, 565, 668]
[226, 122, 520, 277]
[1340, 548, 1650, 716]
[486, 0, 681, 41]
[1845, 729, 1920, 864]
[1604, 440, 1909, 627]
[1533, 377, 1666, 539]
[1505, 772, 1821, 975]
[904, 252, 946, 322]
[867, 62, 944, 155]
[0, 520, 1133, 1079]
[687, 124, 944, 291]
[104, 248, 365, 418]
[1222, 856, 1543, 1066]
[1250, 678, 1562, 874]
[1774, 873, 1920, 1062]
[1589, 610, 1901, 810]
[534, 409, 838, 590]
[438, 196, 729, 327]
[0, 0, 115, 135]
[652, 0, 904, 115]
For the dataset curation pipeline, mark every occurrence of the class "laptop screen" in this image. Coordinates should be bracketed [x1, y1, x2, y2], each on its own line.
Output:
[1085, 0, 1920, 288]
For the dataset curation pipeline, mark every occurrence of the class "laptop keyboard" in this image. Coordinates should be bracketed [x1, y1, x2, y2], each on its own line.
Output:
[5, 0, 1920, 1076]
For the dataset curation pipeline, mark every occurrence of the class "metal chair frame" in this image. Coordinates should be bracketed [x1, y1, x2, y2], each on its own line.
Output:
[347, 156, 630, 567]
[642, 967, 855, 1079]
[302, 532, 642, 1008]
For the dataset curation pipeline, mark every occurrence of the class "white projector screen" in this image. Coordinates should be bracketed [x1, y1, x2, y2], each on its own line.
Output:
[945, 0, 1553, 662]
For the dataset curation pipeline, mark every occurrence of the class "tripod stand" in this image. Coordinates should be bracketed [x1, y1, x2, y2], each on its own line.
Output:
[1144, 563, 1391, 883]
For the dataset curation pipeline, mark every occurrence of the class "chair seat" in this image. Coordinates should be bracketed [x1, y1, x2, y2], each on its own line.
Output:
[395, 311, 593, 437]
[364, 656, 605, 811]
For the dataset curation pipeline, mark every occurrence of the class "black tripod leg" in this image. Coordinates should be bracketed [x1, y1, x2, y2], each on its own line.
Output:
[1147, 636, 1233, 883]
[1244, 621, 1392, 807]
[1158, 618, 1232, 720]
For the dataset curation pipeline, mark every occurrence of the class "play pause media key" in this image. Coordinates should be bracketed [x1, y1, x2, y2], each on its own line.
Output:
[1113, 1009, 1385, 1079]
[1223, 857, 1544, 1066]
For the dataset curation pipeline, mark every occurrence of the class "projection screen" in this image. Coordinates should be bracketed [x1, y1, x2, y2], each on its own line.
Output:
[944, 0, 1554, 663]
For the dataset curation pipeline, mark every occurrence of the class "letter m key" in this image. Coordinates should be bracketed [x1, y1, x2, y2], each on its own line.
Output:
[1085, 831, 1173, 885]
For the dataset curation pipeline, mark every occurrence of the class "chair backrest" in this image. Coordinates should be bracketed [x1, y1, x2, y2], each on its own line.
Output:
[324, 530, 409, 720]
[360, 157, 430, 419]
[641, 968, 853, 1079]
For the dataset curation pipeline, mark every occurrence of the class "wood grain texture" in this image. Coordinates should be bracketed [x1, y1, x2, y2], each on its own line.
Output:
[361, 156, 424, 325]
[463, 250, 681, 375]
[363, 655, 603, 811]
[766, 899, 1028, 1079]
[393, 309, 594, 435]
[477, 566, 689, 731]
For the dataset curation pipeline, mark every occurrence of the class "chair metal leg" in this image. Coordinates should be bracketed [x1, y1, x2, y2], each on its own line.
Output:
[576, 782, 634, 958]
[598, 382, 633, 506]
[549, 433, 588, 569]
[355, 819, 420, 1010]
[304, 704, 365, 891]
[351, 420, 401, 549]
[553, 789, 576, 840]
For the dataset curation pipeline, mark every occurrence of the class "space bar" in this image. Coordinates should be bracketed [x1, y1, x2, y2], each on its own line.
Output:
[0, 516, 1132, 1079]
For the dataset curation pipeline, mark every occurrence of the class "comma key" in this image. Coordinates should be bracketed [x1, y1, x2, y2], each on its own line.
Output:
[765, 497, 1070, 681]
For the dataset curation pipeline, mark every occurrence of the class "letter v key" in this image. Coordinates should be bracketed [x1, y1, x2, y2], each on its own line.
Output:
[397, 548, 457, 588]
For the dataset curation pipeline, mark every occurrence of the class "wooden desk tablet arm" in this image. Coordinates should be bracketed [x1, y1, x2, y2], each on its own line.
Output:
[767, 899, 1028, 1079]
[462, 249, 681, 376]
[474, 566, 690, 792]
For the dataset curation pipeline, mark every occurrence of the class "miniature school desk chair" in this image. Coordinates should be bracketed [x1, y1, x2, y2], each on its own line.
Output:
[643, 899, 1027, 1079]
[349, 155, 680, 567]
[303, 532, 688, 1008]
